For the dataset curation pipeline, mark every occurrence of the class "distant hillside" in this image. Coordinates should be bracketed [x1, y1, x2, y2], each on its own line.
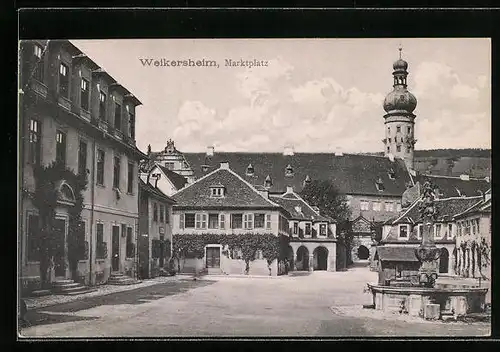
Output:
[357, 149, 491, 178]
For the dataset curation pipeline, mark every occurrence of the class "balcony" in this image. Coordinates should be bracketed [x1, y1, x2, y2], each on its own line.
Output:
[58, 96, 71, 111]
[80, 108, 91, 122]
[98, 119, 110, 133]
[30, 80, 48, 98]
[113, 128, 124, 141]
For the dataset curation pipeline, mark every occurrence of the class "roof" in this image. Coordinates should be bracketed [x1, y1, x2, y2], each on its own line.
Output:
[375, 246, 419, 262]
[455, 197, 491, 219]
[414, 173, 490, 198]
[155, 164, 188, 190]
[392, 196, 482, 225]
[269, 192, 331, 222]
[182, 152, 412, 196]
[171, 166, 281, 209]
[140, 179, 175, 203]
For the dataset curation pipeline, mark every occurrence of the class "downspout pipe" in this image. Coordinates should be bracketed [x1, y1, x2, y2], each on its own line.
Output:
[89, 139, 96, 285]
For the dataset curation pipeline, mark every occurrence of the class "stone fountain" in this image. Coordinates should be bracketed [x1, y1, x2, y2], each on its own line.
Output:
[367, 181, 488, 320]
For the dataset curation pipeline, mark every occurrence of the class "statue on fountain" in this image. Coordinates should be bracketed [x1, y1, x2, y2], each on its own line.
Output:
[415, 180, 441, 288]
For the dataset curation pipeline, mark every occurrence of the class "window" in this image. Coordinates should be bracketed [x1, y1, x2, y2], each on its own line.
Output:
[265, 214, 272, 230]
[126, 227, 133, 258]
[385, 202, 394, 212]
[128, 111, 135, 139]
[153, 203, 158, 222]
[55, 130, 66, 167]
[219, 214, 225, 229]
[78, 140, 87, 176]
[319, 224, 327, 236]
[114, 103, 122, 130]
[33, 44, 44, 82]
[396, 126, 401, 133]
[165, 162, 174, 170]
[465, 220, 470, 234]
[96, 149, 105, 186]
[435, 224, 442, 238]
[27, 214, 40, 261]
[254, 213, 265, 228]
[372, 201, 381, 211]
[196, 213, 207, 229]
[396, 145, 401, 152]
[417, 224, 423, 239]
[99, 91, 107, 120]
[210, 187, 225, 197]
[28, 119, 41, 165]
[448, 223, 453, 239]
[231, 214, 243, 229]
[293, 222, 298, 235]
[396, 203, 402, 212]
[472, 220, 477, 235]
[113, 155, 121, 189]
[165, 207, 169, 224]
[407, 126, 411, 134]
[96, 223, 105, 259]
[184, 213, 195, 228]
[457, 222, 462, 237]
[159, 204, 165, 222]
[244, 214, 254, 230]
[305, 223, 312, 236]
[59, 62, 69, 97]
[208, 213, 219, 229]
[387, 146, 390, 153]
[81, 78, 89, 110]
[399, 225, 408, 238]
[127, 161, 134, 193]
[360, 200, 369, 211]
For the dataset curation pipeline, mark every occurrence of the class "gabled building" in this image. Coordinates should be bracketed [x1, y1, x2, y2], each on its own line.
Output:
[413, 173, 490, 199]
[379, 195, 484, 275]
[19, 40, 146, 292]
[170, 161, 338, 275]
[147, 162, 188, 196]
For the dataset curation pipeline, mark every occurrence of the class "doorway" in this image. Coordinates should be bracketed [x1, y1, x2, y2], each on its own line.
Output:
[296, 246, 310, 271]
[206, 246, 221, 269]
[439, 247, 449, 273]
[313, 246, 329, 270]
[53, 218, 66, 278]
[357, 245, 370, 260]
[112, 226, 120, 272]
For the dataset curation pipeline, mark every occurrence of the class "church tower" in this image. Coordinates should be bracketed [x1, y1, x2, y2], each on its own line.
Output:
[383, 47, 417, 171]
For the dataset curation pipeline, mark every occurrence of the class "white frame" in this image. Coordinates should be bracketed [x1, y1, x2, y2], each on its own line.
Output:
[360, 200, 369, 211]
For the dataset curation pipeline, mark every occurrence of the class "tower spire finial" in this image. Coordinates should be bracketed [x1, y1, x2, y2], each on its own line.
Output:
[398, 44, 403, 59]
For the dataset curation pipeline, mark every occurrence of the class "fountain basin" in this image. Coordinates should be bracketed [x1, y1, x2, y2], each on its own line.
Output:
[367, 283, 488, 319]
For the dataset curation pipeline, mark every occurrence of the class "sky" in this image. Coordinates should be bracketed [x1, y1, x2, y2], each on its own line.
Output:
[71, 38, 491, 154]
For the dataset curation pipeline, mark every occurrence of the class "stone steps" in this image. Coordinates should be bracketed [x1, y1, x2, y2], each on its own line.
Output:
[52, 279, 96, 296]
[107, 272, 142, 286]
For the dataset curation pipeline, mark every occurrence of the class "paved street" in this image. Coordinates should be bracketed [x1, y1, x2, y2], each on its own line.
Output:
[20, 268, 490, 337]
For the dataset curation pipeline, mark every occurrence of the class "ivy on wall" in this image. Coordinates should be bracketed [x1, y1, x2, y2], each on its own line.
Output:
[29, 161, 88, 288]
[172, 233, 290, 274]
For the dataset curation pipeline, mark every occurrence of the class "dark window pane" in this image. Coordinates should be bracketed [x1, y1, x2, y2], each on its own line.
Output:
[59, 63, 69, 97]
[78, 140, 87, 176]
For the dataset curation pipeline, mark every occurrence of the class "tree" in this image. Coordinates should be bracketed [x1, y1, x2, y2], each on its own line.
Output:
[300, 180, 352, 263]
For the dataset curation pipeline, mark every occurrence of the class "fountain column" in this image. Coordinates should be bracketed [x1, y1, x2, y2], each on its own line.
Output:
[415, 180, 441, 288]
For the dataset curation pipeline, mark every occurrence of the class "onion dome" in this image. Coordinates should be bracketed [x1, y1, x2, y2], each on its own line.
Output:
[383, 88, 417, 113]
[393, 58, 408, 72]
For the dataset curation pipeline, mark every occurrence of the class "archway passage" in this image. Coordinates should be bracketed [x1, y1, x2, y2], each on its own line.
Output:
[357, 245, 370, 260]
[313, 246, 328, 271]
[296, 246, 309, 271]
[439, 247, 449, 273]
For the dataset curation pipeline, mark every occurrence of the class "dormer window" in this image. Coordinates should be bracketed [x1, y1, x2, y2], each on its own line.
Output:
[246, 163, 254, 176]
[264, 175, 273, 188]
[388, 168, 395, 180]
[210, 185, 225, 198]
[285, 164, 294, 177]
[375, 177, 385, 192]
[303, 175, 311, 187]
[201, 164, 210, 173]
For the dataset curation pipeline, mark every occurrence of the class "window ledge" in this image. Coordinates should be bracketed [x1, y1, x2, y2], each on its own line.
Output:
[96, 259, 106, 263]
[96, 183, 105, 188]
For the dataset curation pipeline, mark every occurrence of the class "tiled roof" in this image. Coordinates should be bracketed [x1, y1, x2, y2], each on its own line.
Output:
[182, 152, 412, 196]
[414, 174, 490, 198]
[156, 164, 188, 190]
[172, 167, 280, 209]
[455, 197, 491, 219]
[269, 193, 330, 222]
[381, 226, 454, 244]
[393, 196, 483, 225]
[139, 179, 175, 203]
[375, 246, 419, 262]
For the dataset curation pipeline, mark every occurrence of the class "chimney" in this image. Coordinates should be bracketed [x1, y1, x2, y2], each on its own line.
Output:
[335, 147, 343, 156]
[206, 145, 215, 157]
[460, 174, 470, 181]
[388, 153, 395, 162]
[220, 161, 229, 169]
[283, 145, 294, 156]
[286, 186, 293, 194]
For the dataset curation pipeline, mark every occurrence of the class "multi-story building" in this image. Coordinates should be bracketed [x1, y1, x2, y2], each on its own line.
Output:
[138, 175, 175, 279]
[19, 40, 146, 291]
[170, 161, 337, 275]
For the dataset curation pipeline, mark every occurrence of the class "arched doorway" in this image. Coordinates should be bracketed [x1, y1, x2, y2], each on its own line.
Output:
[313, 246, 328, 271]
[439, 247, 449, 273]
[357, 245, 370, 260]
[296, 246, 309, 271]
